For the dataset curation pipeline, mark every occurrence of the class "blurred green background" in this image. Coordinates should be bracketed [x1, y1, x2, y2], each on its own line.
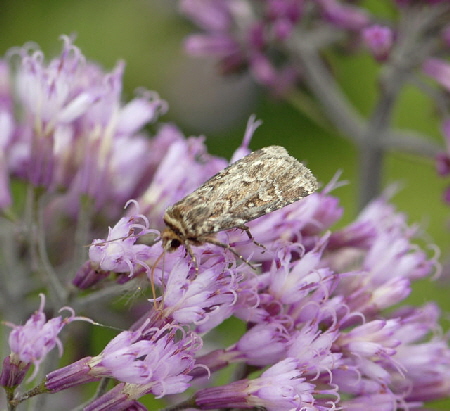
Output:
[1, 0, 449, 408]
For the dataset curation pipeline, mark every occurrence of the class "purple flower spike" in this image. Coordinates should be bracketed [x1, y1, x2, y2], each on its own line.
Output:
[195, 357, 337, 410]
[233, 323, 290, 366]
[74, 324, 201, 409]
[1, 27, 450, 411]
[46, 322, 201, 399]
[4, 36, 167, 216]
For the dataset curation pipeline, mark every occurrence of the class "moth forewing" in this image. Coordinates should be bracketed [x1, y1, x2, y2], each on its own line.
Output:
[161, 145, 318, 268]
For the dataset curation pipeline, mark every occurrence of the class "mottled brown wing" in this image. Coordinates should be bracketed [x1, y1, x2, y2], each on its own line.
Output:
[163, 146, 318, 237]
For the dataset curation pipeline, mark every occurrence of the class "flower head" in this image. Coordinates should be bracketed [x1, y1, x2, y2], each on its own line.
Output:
[45, 322, 201, 402]
[88, 200, 157, 277]
[1, 294, 85, 385]
[195, 357, 337, 410]
[2, 36, 167, 216]
[362, 25, 394, 61]
[2, 29, 450, 411]
[180, 0, 374, 93]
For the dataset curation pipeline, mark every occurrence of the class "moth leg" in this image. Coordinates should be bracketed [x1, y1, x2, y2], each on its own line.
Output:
[183, 241, 199, 273]
[237, 225, 267, 251]
[205, 237, 256, 270]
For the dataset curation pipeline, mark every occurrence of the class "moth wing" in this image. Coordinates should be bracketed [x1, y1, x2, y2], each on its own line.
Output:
[165, 146, 318, 236]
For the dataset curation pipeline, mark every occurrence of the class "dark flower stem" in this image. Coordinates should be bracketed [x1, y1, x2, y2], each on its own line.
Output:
[289, 5, 450, 209]
[358, 5, 450, 208]
[9, 381, 47, 407]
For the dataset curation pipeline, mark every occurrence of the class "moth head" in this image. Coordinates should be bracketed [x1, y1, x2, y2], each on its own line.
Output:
[161, 227, 183, 252]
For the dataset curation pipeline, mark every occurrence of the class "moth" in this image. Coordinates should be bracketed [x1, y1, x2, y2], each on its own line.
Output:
[161, 145, 318, 267]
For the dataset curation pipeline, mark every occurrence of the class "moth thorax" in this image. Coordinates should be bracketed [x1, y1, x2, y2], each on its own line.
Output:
[161, 227, 183, 252]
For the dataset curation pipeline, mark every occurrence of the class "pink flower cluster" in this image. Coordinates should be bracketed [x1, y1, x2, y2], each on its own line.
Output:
[0, 35, 449, 411]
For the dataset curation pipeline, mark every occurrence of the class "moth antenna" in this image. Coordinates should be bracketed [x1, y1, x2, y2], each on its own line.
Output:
[159, 251, 167, 308]
[83, 235, 131, 247]
[85, 234, 161, 248]
[89, 320, 124, 332]
[184, 242, 199, 273]
[150, 249, 165, 310]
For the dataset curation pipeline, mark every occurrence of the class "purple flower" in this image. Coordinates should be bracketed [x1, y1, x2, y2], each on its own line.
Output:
[436, 152, 450, 177]
[180, 0, 374, 93]
[317, 0, 369, 30]
[106, 327, 198, 390]
[180, 0, 303, 92]
[192, 322, 291, 377]
[1, 294, 85, 385]
[72, 261, 111, 289]
[0, 61, 13, 209]
[74, 137, 447, 409]
[287, 322, 341, 373]
[181, 0, 247, 73]
[180, 0, 233, 32]
[435, 120, 450, 204]
[45, 357, 100, 392]
[159, 252, 238, 331]
[0, 357, 30, 389]
[88, 200, 157, 276]
[233, 323, 290, 366]
[2, 32, 450, 411]
[229, 114, 261, 163]
[329, 197, 435, 318]
[337, 319, 402, 382]
[332, 304, 450, 408]
[266, 236, 333, 306]
[195, 357, 337, 410]
[423, 58, 450, 92]
[362, 25, 394, 61]
[83, 383, 148, 411]
[80, 116, 262, 288]
[389, 304, 450, 402]
[46, 322, 201, 402]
